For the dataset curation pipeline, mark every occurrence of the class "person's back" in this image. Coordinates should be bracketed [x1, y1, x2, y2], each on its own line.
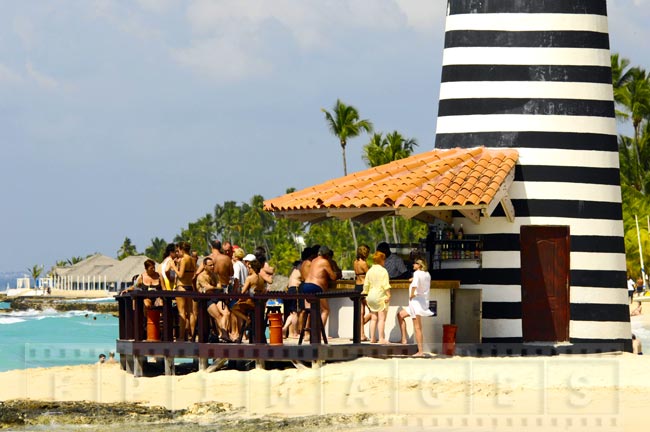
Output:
[305, 255, 336, 290]
[213, 251, 234, 286]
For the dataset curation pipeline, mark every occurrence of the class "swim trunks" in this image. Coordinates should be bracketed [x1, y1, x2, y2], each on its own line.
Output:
[301, 282, 323, 294]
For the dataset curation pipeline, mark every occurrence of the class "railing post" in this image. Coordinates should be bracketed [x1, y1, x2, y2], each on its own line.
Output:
[133, 295, 144, 341]
[254, 297, 266, 343]
[352, 292, 361, 344]
[310, 295, 321, 345]
[162, 295, 174, 342]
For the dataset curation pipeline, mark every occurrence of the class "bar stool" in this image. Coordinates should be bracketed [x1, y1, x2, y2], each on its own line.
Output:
[298, 308, 328, 345]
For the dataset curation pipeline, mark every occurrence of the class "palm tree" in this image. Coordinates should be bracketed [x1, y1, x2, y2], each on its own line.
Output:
[619, 67, 650, 194]
[66, 256, 83, 266]
[117, 237, 138, 260]
[322, 99, 373, 250]
[363, 131, 419, 243]
[611, 53, 636, 115]
[145, 237, 168, 262]
[27, 264, 44, 292]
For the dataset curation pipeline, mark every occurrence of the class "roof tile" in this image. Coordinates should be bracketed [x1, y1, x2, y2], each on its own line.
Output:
[264, 147, 519, 213]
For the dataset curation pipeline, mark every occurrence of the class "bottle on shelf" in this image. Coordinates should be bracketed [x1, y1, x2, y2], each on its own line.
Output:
[457, 224, 464, 240]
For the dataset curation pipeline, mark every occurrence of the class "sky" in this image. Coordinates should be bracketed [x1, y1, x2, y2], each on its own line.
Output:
[1, 0, 649, 274]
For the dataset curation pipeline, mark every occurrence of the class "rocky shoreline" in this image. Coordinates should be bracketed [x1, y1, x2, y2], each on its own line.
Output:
[0, 296, 118, 315]
[0, 399, 374, 431]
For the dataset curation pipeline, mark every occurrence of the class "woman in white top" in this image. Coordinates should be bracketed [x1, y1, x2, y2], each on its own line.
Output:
[397, 259, 433, 356]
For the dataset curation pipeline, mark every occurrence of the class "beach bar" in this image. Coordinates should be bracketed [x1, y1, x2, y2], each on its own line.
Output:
[115, 288, 421, 376]
[264, 0, 632, 352]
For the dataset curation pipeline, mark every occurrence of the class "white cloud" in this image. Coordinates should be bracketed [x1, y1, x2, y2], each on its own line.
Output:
[395, 0, 447, 33]
[25, 62, 60, 90]
[12, 15, 36, 50]
[0, 63, 23, 84]
[136, 0, 178, 13]
[171, 34, 273, 82]
[175, 0, 446, 82]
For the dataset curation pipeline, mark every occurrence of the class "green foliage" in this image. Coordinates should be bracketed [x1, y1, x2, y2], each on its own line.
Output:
[117, 237, 138, 261]
[322, 99, 373, 176]
[614, 54, 650, 276]
[27, 264, 44, 285]
[145, 237, 168, 262]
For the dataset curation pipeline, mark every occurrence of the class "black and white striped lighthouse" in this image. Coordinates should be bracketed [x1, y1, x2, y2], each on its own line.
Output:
[435, 0, 631, 348]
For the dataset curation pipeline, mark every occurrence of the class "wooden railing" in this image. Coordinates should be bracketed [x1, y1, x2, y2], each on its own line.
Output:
[116, 289, 365, 345]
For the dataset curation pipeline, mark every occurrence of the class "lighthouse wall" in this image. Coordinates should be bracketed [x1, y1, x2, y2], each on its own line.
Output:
[434, 0, 631, 345]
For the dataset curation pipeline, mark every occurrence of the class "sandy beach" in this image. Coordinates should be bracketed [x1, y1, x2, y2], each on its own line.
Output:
[1, 348, 648, 431]
[1, 299, 648, 430]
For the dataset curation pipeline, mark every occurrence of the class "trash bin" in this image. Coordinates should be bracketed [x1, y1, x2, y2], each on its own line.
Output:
[442, 324, 457, 356]
[268, 312, 283, 345]
[146, 309, 161, 341]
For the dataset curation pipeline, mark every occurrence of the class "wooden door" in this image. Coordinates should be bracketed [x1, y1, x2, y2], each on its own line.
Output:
[454, 288, 482, 343]
[520, 225, 570, 342]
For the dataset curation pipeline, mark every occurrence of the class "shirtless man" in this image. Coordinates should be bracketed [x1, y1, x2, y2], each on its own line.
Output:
[222, 241, 233, 259]
[209, 240, 234, 289]
[303, 245, 339, 327]
[198, 257, 232, 341]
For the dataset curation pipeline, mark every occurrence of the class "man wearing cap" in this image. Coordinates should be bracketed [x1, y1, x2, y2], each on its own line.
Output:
[303, 245, 339, 327]
[377, 242, 409, 279]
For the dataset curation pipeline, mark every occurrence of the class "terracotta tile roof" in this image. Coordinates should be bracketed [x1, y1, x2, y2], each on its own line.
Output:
[264, 147, 518, 218]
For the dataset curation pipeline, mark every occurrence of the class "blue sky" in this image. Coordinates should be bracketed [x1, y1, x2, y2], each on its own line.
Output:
[1, 0, 648, 273]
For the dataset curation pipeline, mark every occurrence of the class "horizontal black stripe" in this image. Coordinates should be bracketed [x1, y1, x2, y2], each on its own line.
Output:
[570, 303, 630, 322]
[568, 339, 632, 352]
[449, 0, 607, 16]
[571, 235, 626, 254]
[435, 131, 617, 151]
[483, 301, 521, 319]
[515, 165, 622, 185]
[481, 233, 625, 254]
[436, 268, 521, 285]
[441, 65, 613, 84]
[445, 30, 609, 49]
[438, 98, 614, 117]
[490, 199, 623, 220]
[435, 268, 626, 288]
[571, 270, 626, 288]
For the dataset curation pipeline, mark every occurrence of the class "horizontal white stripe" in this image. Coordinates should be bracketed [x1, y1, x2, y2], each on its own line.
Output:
[515, 148, 620, 168]
[455, 217, 625, 237]
[439, 82, 613, 101]
[482, 318, 522, 338]
[570, 320, 631, 339]
[445, 14, 609, 32]
[481, 251, 520, 268]
[436, 114, 617, 135]
[466, 285, 630, 304]
[477, 251, 625, 272]
[510, 182, 622, 202]
[442, 47, 611, 67]
[571, 252, 627, 271]
[570, 286, 629, 304]
[462, 284, 521, 302]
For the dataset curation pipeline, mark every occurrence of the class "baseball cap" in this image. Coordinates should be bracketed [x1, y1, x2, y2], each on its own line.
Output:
[243, 254, 256, 262]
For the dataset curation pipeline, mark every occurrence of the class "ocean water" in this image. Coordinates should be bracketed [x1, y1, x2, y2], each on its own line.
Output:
[0, 308, 118, 372]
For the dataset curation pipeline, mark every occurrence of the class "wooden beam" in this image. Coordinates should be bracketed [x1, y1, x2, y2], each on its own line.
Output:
[501, 195, 516, 222]
[485, 167, 515, 218]
[459, 208, 481, 224]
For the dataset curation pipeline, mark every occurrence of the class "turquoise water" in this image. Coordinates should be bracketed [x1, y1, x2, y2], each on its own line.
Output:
[0, 308, 118, 372]
[0, 301, 10, 309]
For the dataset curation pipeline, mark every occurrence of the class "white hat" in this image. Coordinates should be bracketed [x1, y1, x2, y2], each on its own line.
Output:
[243, 254, 257, 262]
